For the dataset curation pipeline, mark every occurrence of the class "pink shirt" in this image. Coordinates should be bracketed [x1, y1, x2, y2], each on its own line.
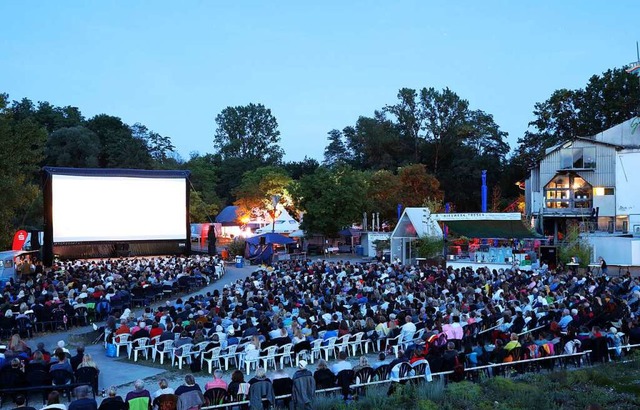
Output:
[205, 379, 228, 391]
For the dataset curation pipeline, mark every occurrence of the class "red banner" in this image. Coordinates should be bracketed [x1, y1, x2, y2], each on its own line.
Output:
[12, 230, 28, 251]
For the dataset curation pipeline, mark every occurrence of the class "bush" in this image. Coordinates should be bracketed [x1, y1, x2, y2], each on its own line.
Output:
[225, 238, 246, 261]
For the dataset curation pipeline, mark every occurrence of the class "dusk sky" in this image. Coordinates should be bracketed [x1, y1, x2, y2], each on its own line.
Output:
[2, 1, 638, 161]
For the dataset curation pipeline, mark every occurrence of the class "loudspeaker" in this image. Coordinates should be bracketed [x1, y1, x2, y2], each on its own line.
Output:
[259, 236, 266, 246]
[207, 224, 217, 256]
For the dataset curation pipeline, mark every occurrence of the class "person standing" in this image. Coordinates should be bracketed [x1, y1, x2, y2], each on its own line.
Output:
[291, 360, 315, 410]
[599, 257, 608, 275]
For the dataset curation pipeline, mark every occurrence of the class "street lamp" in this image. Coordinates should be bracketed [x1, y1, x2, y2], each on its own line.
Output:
[271, 195, 281, 233]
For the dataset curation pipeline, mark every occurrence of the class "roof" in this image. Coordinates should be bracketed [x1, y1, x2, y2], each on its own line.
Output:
[443, 218, 541, 239]
[391, 207, 443, 238]
[255, 208, 300, 234]
[215, 206, 241, 225]
[43, 167, 190, 179]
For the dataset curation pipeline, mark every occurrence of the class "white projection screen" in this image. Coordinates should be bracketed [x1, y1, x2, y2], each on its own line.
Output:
[51, 173, 188, 242]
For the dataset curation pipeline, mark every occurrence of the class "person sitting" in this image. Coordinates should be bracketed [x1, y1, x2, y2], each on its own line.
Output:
[248, 368, 275, 410]
[77, 354, 99, 371]
[49, 349, 73, 377]
[352, 356, 370, 373]
[98, 387, 126, 410]
[271, 368, 293, 408]
[42, 391, 67, 410]
[175, 374, 204, 410]
[70, 345, 85, 372]
[313, 360, 336, 389]
[372, 352, 390, 369]
[2, 358, 27, 388]
[68, 385, 97, 410]
[8, 334, 30, 359]
[330, 351, 352, 375]
[175, 373, 202, 396]
[226, 370, 247, 399]
[125, 379, 151, 410]
[10, 394, 36, 410]
[153, 378, 175, 399]
[204, 369, 227, 391]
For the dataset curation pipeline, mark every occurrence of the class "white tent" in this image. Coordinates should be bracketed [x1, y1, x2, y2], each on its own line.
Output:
[256, 208, 301, 234]
[390, 207, 443, 265]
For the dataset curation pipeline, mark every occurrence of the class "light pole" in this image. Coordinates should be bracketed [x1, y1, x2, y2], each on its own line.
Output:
[271, 195, 281, 233]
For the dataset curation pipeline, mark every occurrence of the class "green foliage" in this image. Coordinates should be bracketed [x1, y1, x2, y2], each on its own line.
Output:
[414, 236, 444, 258]
[46, 126, 100, 167]
[214, 103, 283, 164]
[558, 224, 592, 267]
[292, 165, 369, 237]
[515, 67, 640, 169]
[232, 166, 294, 219]
[0, 93, 47, 247]
[189, 190, 219, 223]
[225, 238, 246, 260]
[373, 239, 390, 252]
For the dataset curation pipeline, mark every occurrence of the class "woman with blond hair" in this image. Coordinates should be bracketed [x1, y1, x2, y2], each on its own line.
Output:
[77, 353, 100, 371]
[8, 333, 30, 357]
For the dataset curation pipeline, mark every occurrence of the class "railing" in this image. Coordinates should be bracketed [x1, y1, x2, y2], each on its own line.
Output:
[200, 349, 601, 409]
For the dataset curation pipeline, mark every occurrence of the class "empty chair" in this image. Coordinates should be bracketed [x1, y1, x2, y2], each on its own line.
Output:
[113, 333, 132, 358]
[276, 343, 294, 369]
[321, 337, 337, 361]
[310, 339, 323, 363]
[152, 340, 174, 365]
[173, 343, 193, 370]
[261, 346, 278, 370]
[218, 344, 238, 371]
[131, 337, 151, 361]
[349, 332, 366, 356]
[201, 347, 222, 374]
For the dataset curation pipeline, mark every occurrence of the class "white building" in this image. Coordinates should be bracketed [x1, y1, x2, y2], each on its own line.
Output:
[525, 116, 640, 264]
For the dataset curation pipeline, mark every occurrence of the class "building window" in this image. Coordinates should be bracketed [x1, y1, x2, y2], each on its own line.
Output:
[560, 147, 596, 169]
[544, 173, 592, 209]
[594, 187, 614, 196]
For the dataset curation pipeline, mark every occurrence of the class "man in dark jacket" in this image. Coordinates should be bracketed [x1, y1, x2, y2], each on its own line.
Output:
[291, 360, 315, 410]
[248, 368, 275, 410]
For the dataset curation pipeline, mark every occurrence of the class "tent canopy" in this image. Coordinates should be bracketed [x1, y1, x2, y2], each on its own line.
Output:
[246, 233, 295, 245]
[255, 208, 300, 234]
[444, 219, 541, 239]
[215, 206, 241, 226]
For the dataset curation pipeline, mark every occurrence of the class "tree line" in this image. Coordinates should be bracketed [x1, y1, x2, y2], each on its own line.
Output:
[0, 66, 638, 246]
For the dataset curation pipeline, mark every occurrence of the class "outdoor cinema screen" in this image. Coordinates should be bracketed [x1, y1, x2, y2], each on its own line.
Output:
[51, 173, 187, 242]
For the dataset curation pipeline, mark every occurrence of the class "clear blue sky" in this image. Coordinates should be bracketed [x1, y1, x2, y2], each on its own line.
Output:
[1, 1, 638, 162]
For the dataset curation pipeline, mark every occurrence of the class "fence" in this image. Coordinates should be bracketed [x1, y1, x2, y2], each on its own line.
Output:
[200, 348, 609, 409]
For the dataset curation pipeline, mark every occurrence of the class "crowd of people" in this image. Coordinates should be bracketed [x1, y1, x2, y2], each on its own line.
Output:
[3, 253, 640, 409]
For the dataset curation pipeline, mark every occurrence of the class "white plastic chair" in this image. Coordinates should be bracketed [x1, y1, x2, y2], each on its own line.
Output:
[334, 335, 350, 356]
[113, 333, 132, 358]
[201, 346, 222, 374]
[310, 339, 323, 363]
[172, 343, 193, 370]
[261, 346, 278, 370]
[152, 340, 174, 365]
[349, 332, 365, 356]
[131, 337, 151, 361]
[219, 344, 238, 370]
[241, 347, 261, 374]
[321, 337, 337, 361]
[277, 343, 294, 369]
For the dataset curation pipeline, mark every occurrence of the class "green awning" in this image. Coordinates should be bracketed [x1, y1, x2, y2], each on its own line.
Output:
[444, 219, 542, 239]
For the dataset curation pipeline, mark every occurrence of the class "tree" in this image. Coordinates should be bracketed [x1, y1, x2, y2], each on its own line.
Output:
[86, 114, 153, 168]
[131, 123, 176, 166]
[367, 170, 400, 223]
[516, 67, 640, 169]
[397, 164, 443, 208]
[46, 126, 101, 168]
[214, 103, 284, 164]
[232, 166, 294, 220]
[0, 93, 47, 247]
[189, 190, 219, 223]
[323, 129, 351, 166]
[283, 157, 320, 180]
[292, 166, 369, 237]
[185, 153, 222, 214]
